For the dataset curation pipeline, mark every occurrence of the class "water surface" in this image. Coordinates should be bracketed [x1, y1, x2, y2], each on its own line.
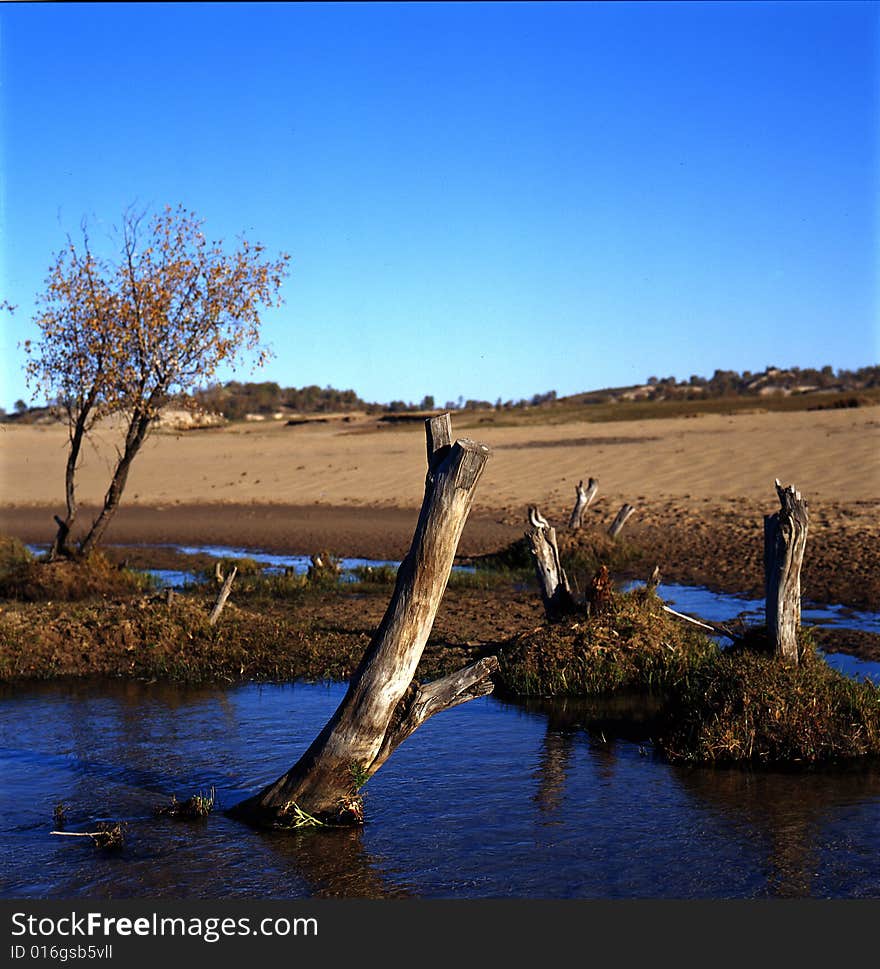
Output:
[2, 680, 879, 899]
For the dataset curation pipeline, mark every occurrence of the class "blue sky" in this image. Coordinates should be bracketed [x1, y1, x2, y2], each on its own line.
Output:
[0, 1, 877, 410]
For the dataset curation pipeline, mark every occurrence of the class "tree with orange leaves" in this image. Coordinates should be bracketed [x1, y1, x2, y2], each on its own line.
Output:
[23, 205, 290, 558]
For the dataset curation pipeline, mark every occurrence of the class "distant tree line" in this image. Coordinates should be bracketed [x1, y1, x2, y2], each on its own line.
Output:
[638, 365, 879, 399]
[182, 366, 878, 420]
[6, 365, 878, 421]
[191, 381, 370, 419]
[184, 382, 564, 419]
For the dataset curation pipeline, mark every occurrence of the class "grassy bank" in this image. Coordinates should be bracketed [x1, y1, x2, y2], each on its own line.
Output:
[3, 546, 878, 766]
[0, 595, 364, 684]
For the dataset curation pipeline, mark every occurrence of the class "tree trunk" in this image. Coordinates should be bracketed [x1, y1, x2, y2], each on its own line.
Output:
[526, 506, 576, 620]
[49, 404, 93, 559]
[568, 478, 598, 530]
[229, 414, 494, 827]
[78, 408, 153, 556]
[209, 566, 237, 626]
[608, 503, 635, 539]
[764, 479, 809, 665]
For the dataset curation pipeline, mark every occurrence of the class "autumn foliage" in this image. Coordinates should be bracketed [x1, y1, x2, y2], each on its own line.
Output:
[24, 205, 290, 557]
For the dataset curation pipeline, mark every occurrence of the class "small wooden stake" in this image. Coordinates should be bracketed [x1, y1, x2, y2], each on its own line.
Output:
[208, 566, 237, 626]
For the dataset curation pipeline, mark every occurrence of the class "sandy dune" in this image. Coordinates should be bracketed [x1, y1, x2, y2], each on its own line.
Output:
[2, 407, 878, 513]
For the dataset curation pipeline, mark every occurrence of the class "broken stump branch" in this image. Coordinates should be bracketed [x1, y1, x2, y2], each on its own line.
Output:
[371, 656, 500, 773]
[568, 478, 598, 530]
[608, 503, 635, 539]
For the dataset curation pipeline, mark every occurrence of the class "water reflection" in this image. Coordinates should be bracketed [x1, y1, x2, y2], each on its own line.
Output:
[672, 763, 880, 898]
[261, 826, 411, 898]
[533, 730, 576, 816]
[515, 692, 880, 898]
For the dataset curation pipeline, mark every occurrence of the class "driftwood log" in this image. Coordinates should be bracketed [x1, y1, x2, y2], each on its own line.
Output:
[568, 478, 598, 530]
[608, 503, 635, 539]
[526, 506, 576, 620]
[230, 414, 495, 827]
[764, 479, 809, 664]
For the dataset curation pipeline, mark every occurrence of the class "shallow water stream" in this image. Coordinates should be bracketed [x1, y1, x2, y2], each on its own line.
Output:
[2, 680, 880, 899]
[8, 543, 880, 898]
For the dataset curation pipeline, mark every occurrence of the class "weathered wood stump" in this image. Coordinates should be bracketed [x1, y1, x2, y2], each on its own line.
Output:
[229, 414, 496, 827]
[608, 503, 635, 539]
[764, 479, 809, 665]
[568, 478, 598, 530]
[526, 506, 576, 620]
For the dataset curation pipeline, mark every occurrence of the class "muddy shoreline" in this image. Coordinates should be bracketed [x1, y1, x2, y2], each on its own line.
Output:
[3, 498, 877, 612]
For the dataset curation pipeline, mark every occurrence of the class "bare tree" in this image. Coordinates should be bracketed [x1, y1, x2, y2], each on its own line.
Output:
[23, 206, 290, 558]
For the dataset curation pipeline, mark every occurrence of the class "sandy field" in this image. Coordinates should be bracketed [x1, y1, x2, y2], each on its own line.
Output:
[2, 406, 878, 608]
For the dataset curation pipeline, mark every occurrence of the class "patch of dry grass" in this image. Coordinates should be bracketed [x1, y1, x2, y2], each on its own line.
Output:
[0, 542, 152, 601]
[496, 588, 718, 697]
[659, 635, 880, 764]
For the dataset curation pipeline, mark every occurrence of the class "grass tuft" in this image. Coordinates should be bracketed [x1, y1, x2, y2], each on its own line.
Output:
[154, 786, 216, 820]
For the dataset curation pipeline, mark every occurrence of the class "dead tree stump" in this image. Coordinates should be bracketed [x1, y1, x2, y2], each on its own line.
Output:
[229, 414, 495, 827]
[526, 506, 576, 620]
[764, 479, 809, 665]
[608, 503, 635, 539]
[568, 478, 598, 530]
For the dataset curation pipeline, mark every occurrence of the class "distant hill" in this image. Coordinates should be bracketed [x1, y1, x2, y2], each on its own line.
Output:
[560, 365, 880, 407]
[189, 365, 880, 419]
[4, 365, 878, 424]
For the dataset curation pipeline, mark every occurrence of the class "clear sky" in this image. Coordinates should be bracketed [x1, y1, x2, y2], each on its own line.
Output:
[0, 1, 877, 410]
